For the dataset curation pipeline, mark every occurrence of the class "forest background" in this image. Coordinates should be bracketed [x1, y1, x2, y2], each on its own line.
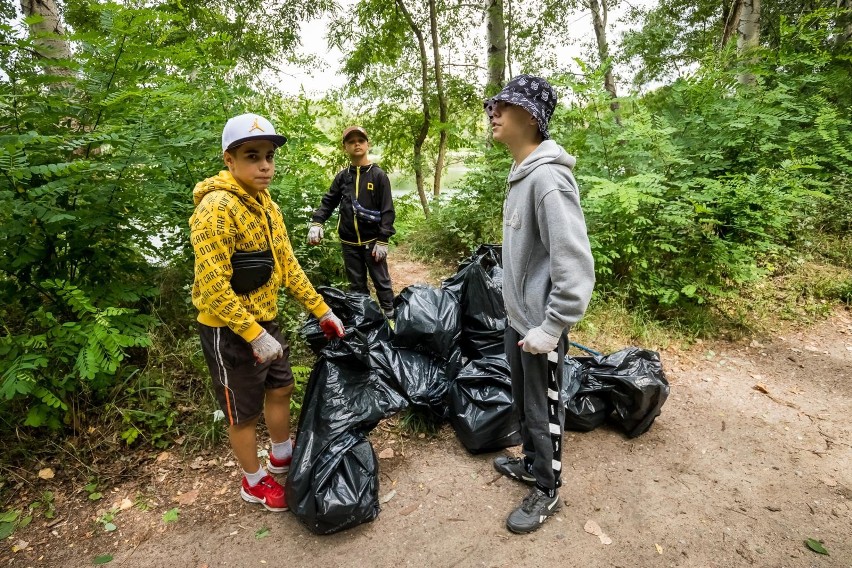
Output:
[0, 0, 850, 535]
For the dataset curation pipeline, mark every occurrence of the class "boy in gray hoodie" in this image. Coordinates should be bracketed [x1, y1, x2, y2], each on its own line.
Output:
[484, 75, 595, 533]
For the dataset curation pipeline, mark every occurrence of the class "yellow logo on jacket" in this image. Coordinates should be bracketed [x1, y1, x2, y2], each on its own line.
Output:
[367, 182, 374, 191]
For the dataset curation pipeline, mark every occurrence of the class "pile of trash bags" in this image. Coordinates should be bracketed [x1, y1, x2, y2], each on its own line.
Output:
[286, 244, 669, 534]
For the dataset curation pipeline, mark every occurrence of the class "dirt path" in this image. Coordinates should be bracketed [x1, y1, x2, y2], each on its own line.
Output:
[4, 253, 851, 567]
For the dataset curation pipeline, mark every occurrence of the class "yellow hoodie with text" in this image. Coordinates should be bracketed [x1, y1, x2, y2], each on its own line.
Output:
[190, 171, 330, 342]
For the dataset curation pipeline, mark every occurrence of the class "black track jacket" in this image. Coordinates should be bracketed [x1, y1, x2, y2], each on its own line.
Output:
[311, 164, 396, 246]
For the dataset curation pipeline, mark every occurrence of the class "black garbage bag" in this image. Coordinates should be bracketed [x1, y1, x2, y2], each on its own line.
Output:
[288, 430, 380, 535]
[447, 355, 521, 453]
[561, 356, 615, 432]
[286, 348, 408, 534]
[392, 285, 461, 359]
[441, 245, 507, 359]
[585, 348, 669, 438]
[560, 348, 669, 437]
[372, 343, 463, 419]
[302, 287, 391, 354]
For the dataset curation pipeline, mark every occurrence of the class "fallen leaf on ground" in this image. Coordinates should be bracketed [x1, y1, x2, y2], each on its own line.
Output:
[753, 384, 770, 394]
[398, 503, 420, 516]
[255, 527, 270, 539]
[11, 540, 28, 552]
[379, 489, 396, 504]
[805, 538, 829, 555]
[378, 448, 394, 459]
[655, 543, 663, 554]
[583, 520, 613, 545]
[156, 452, 171, 463]
[174, 489, 199, 506]
[38, 468, 54, 480]
[119, 498, 133, 511]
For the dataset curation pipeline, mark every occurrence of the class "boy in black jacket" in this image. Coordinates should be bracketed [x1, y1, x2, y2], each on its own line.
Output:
[308, 126, 396, 318]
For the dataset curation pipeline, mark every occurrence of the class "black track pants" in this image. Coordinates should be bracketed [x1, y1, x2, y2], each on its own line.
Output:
[341, 242, 394, 312]
[505, 326, 567, 493]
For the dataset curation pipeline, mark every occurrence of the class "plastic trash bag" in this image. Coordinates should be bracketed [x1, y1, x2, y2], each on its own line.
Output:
[561, 356, 615, 432]
[289, 430, 380, 535]
[441, 245, 507, 359]
[302, 287, 391, 354]
[286, 341, 408, 534]
[585, 347, 669, 438]
[447, 355, 521, 453]
[392, 285, 461, 359]
[560, 348, 669, 437]
[372, 343, 462, 419]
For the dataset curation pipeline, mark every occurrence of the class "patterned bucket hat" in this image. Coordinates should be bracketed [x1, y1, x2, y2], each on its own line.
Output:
[483, 74, 557, 140]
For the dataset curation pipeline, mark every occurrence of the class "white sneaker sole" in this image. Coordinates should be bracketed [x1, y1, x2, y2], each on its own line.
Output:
[267, 462, 290, 475]
[240, 488, 288, 512]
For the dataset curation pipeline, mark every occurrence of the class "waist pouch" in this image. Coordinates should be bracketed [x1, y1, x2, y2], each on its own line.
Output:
[352, 199, 382, 224]
[230, 249, 274, 295]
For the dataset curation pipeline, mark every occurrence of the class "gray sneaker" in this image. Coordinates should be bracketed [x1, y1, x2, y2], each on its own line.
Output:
[506, 487, 561, 534]
[493, 456, 535, 485]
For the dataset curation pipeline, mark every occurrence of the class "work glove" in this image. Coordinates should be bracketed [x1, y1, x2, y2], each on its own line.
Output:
[319, 310, 345, 340]
[250, 329, 284, 364]
[372, 243, 388, 263]
[519, 326, 559, 355]
[307, 224, 324, 245]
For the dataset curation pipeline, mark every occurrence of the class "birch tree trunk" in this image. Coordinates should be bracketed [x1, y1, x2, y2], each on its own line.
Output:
[588, 0, 620, 117]
[20, 0, 72, 80]
[486, 0, 506, 94]
[737, 0, 760, 84]
[396, 0, 431, 217]
[429, 0, 448, 197]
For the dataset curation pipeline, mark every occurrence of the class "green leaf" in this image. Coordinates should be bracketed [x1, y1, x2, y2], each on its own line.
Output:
[103, 522, 117, 532]
[88, 492, 103, 501]
[805, 538, 829, 555]
[0, 522, 15, 540]
[255, 527, 270, 539]
[93, 554, 114, 564]
[162, 508, 179, 523]
[0, 510, 19, 523]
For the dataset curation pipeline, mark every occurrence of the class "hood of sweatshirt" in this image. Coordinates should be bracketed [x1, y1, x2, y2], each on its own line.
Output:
[508, 140, 577, 184]
[192, 170, 267, 213]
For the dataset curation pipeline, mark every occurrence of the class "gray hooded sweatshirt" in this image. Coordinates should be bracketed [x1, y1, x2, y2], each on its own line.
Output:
[502, 140, 595, 338]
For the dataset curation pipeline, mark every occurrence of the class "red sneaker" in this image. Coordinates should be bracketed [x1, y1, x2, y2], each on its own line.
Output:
[267, 451, 291, 475]
[240, 475, 287, 512]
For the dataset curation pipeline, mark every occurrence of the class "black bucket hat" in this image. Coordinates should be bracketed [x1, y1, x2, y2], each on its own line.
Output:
[483, 74, 557, 140]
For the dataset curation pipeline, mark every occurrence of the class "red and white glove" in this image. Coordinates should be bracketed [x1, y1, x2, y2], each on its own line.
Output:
[319, 311, 345, 339]
[250, 329, 284, 363]
[518, 327, 559, 355]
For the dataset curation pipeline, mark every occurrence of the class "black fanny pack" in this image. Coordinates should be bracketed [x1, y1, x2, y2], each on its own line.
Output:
[230, 249, 274, 295]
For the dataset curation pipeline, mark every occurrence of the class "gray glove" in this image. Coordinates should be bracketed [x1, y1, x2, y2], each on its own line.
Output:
[519, 326, 559, 355]
[372, 243, 388, 263]
[250, 329, 284, 364]
[308, 224, 324, 245]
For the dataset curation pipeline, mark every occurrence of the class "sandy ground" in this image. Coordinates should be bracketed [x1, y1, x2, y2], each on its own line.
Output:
[3, 253, 850, 568]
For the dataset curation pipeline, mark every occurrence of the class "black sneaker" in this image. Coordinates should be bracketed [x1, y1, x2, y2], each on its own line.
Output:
[493, 456, 535, 485]
[506, 487, 561, 534]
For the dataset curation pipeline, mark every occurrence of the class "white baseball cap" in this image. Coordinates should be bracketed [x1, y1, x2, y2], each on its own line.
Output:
[221, 113, 287, 152]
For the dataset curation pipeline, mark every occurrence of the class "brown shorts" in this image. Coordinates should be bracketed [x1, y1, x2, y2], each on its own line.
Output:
[198, 321, 293, 426]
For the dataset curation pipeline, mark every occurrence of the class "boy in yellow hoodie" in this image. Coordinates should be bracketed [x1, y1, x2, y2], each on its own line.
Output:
[190, 113, 345, 512]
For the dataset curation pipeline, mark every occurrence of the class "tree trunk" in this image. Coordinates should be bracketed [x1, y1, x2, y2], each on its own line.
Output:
[396, 0, 431, 217]
[840, 0, 852, 46]
[486, 0, 506, 95]
[588, 0, 620, 117]
[20, 0, 73, 79]
[737, 0, 760, 84]
[721, 0, 743, 48]
[429, 0, 448, 197]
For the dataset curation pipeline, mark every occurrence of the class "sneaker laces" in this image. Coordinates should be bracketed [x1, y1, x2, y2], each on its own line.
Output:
[521, 489, 549, 513]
